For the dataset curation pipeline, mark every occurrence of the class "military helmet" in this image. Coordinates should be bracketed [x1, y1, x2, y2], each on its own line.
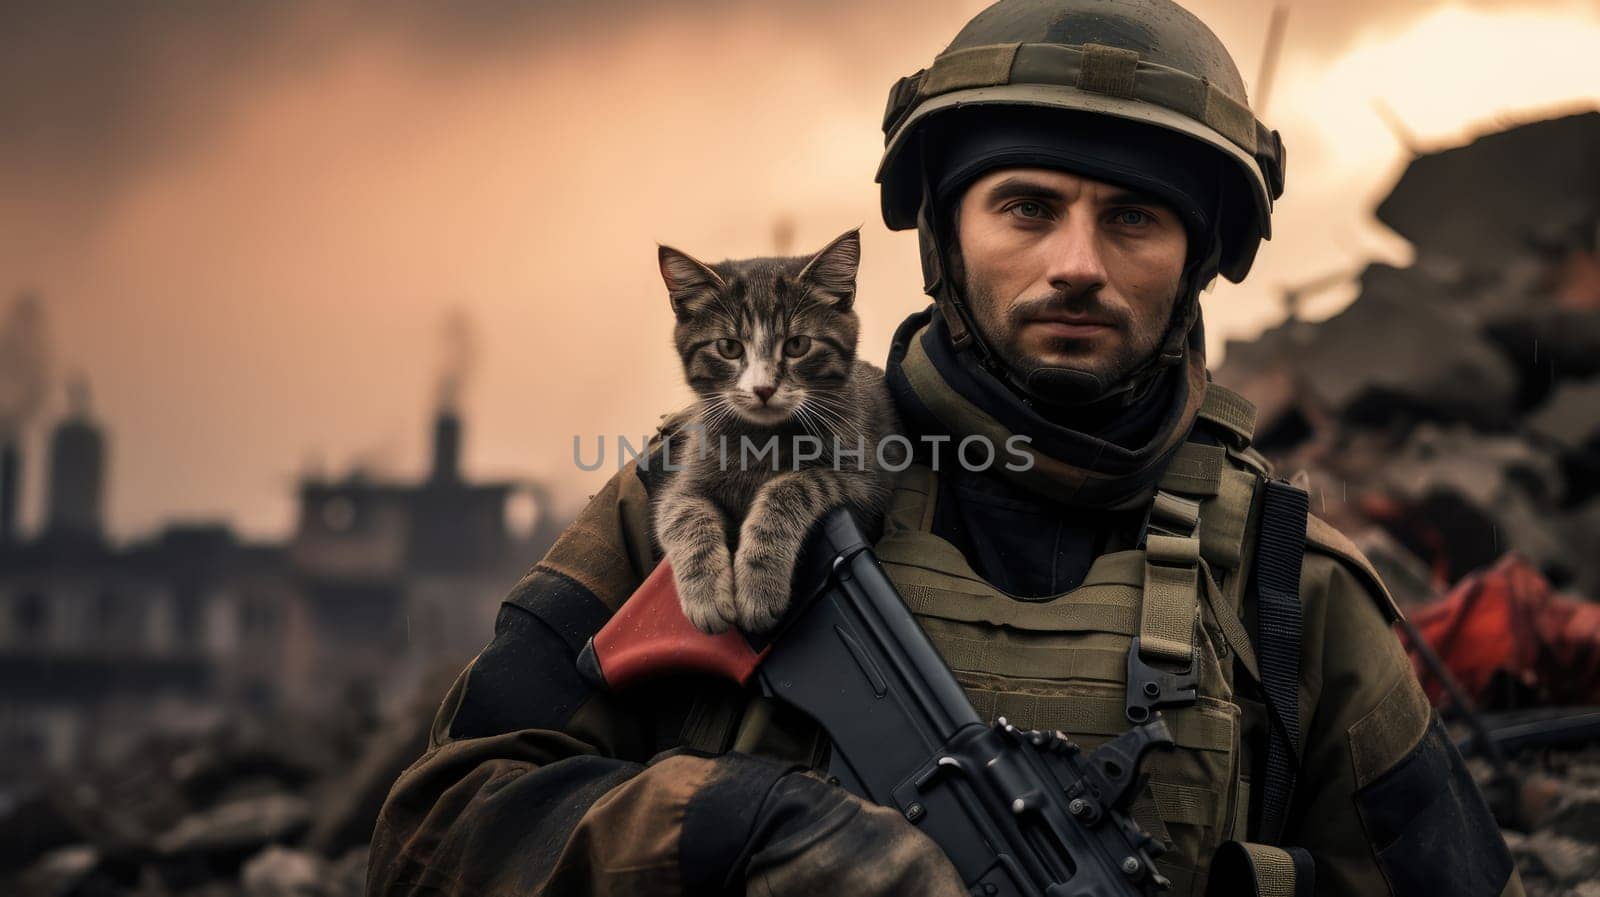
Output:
[877, 0, 1286, 284]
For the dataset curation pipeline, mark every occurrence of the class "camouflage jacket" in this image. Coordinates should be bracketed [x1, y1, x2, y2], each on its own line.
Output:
[368, 317, 1522, 897]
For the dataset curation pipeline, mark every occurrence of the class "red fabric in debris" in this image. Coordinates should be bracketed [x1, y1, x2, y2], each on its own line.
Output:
[1403, 554, 1600, 708]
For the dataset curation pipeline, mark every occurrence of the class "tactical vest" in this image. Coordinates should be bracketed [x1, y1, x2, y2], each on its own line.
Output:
[692, 385, 1359, 894]
[870, 385, 1270, 897]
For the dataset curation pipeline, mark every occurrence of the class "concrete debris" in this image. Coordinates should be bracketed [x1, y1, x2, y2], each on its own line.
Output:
[11, 714, 362, 867]
[1376, 426, 1569, 584]
[304, 697, 433, 856]
[0, 675, 438, 897]
[241, 846, 325, 897]
[1217, 110, 1600, 887]
[1485, 310, 1600, 406]
[156, 794, 311, 857]
[1375, 111, 1600, 274]
[1303, 280, 1518, 427]
[1217, 110, 1600, 599]
[1473, 742, 1600, 897]
[1522, 831, 1599, 886]
[15, 845, 98, 897]
[1528, 379, 1600, 457]
[0, 789, 84, 873]
[1563, 500, 1600, 604]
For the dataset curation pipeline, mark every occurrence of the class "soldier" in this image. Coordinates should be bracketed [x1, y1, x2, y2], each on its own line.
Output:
[368, 1, 1523, 895]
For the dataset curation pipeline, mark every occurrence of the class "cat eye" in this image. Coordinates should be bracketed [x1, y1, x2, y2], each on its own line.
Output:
[783, 335, 812, 358]
[715, 338, 744, 359]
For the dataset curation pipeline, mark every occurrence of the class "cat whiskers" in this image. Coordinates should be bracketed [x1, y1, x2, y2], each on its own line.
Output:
[797, 394, 860, 444]
[791, 402, 833, 441]
[698, 395, 739, 432]
[804, 390, 863, 430]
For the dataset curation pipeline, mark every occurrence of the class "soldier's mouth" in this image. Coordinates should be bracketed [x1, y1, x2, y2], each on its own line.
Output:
[1025, 318, 1114, 338]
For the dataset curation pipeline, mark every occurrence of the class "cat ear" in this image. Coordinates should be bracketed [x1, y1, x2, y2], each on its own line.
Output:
[658, 245, 726, 319]
[798, 228, 861, 310]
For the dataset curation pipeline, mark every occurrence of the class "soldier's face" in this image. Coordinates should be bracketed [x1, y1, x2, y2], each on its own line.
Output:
[954, 167, 1187, 386]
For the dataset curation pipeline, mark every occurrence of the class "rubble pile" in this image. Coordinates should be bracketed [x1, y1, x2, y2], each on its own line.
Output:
[1467, 732, 1600, 896]
[1, 675, 441, 897]
[1217, 110, 1600, 609]
[1221, 109, 1600, 893]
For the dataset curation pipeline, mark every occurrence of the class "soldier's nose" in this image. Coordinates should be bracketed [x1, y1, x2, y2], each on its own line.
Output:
[1045, 214, 1111, 292]
[754, 386, 776, 404]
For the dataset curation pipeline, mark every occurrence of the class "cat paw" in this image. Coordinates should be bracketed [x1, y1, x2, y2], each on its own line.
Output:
[733, 548, 795, 634]
[676, 558, 736, 634]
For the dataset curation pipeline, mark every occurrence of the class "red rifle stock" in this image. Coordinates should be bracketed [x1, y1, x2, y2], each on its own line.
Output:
[576, 560, 768, 690]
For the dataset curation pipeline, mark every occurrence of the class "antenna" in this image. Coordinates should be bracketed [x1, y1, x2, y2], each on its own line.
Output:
[772, 215, 796, 256]
[67, 375, 91, 418]
[1371, 98, 1423, 157]
[1255, 4, 1290, 116]
[1280, 267, 1357, 321]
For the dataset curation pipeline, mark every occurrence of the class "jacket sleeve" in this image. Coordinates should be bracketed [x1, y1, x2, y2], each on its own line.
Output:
[365, 461, 967, 897]
[1285, 534, 1524, 897]
[365, 461, 749, 897]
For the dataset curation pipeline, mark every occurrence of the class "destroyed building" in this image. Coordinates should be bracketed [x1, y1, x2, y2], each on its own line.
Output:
[0, 385, 562, 794]
[1209, 108, 1600, 889]
[1211, 110, 1600, 895]
[1216, 109, 1600, 606]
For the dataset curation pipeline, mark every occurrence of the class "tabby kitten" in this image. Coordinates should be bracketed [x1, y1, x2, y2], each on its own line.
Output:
[652, 229, 901, 634]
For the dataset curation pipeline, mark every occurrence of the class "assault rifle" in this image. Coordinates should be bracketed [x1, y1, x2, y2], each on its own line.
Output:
[578, 508, 1174, 896]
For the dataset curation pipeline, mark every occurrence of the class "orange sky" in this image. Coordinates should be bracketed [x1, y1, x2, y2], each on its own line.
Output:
[2, 0, 1598, 541]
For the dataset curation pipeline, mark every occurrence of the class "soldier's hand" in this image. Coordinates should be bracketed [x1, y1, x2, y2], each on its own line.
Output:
[739, 768, 967, 897]
[679, 752, 964, 896]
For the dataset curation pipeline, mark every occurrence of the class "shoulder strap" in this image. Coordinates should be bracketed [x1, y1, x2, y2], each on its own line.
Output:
[1255, 479, 1310, 846]
[883, 463, 940, 535]
[1128, 490, 1205, 723]
[1304, 514, 1403, 622]
[1195, 382, 1276, 481]
[1198, 383, 1259, 447]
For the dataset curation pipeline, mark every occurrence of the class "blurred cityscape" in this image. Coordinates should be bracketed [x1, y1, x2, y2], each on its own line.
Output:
[0, 386, 564, 776]
[0, 327, 568, 895]
[1, 107, 1598, 896]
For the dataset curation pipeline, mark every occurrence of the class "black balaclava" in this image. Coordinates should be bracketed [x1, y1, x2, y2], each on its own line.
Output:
[923, 108, 1225, 410]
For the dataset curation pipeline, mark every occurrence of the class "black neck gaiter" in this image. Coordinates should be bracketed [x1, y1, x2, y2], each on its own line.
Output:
[885, 306, 1206, 510]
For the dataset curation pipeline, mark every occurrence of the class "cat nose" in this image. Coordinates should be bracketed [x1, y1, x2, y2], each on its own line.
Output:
[754, 386, 776, 404]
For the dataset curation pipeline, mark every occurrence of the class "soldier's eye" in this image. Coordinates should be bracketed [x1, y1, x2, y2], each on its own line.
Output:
[1011, 200, 1048, 219]
[716, 339, 744, 359]
[783, 336, 811, 357]
[1113, 208, 1153, 227]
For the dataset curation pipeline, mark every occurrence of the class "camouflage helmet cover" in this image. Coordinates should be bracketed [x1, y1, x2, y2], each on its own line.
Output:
[877, 0, 1287, 283]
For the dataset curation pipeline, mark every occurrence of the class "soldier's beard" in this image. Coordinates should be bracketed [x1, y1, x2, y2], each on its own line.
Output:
[962, 276, 1175, 399]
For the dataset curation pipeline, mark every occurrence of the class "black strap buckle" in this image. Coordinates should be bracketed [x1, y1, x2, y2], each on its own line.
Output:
[1125, 637, 1198, 723]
